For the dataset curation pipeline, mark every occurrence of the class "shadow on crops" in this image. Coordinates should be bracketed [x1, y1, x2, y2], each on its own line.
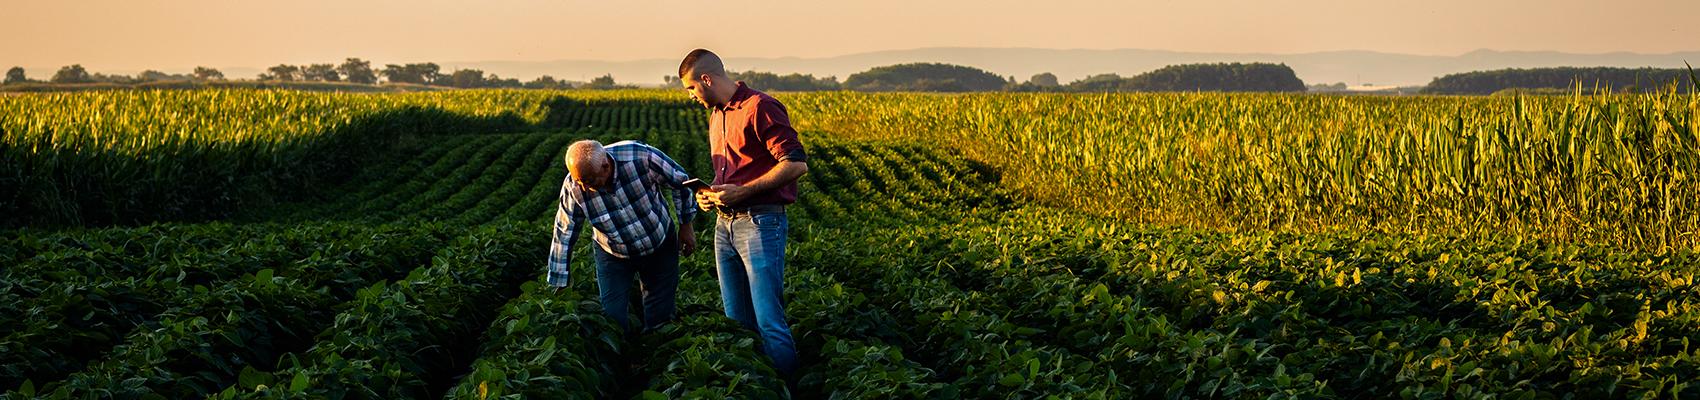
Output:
[0, 105, 531, 229]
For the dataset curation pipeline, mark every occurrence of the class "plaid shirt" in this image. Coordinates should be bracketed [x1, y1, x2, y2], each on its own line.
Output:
[547, 141, 697, 287]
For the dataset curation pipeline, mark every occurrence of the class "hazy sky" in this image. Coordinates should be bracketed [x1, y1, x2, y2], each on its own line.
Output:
[4, 0, 1696, 72]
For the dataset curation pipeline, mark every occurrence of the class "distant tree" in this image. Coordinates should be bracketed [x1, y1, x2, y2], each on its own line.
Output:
[137, 70, 190, 82]
[582, 74, 620, 89]
[1029, 72, 1059, 87]
[485, 73, 522, 88]
[261, 64, 302, 81]
[728, 70, 840, 91]
[381, 63, 441, 85]
[447, 69, 487, 88]
[51, 64, 93, 83]
[192, 66, 225, 81]
[663, 75, 681, 87]
[337, 58, 377, 84]
[526, 75, 570, 89]
[1121, 63, 1306, 92]
[301, 64, 340, 82]
[1066, 73, 1124, 91]
[89, 73, 137, 84]
[1060, 64, 1305, 93]
[843, 63, 1006, 92]
[4, 67, 25, 84]
[1307, 82, 1348, 92]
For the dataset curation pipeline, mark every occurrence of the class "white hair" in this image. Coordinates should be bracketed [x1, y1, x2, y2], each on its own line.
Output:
[564, 140, 607, 170]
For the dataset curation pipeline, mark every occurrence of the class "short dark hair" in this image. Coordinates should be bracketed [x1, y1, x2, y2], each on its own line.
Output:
[678, 48, 725, 79]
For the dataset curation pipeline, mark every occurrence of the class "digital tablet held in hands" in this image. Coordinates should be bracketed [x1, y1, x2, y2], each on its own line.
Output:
[683, 178, 712, 192]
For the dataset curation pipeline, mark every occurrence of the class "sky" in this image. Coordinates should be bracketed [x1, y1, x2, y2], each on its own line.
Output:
[3, 0, 1697, 74]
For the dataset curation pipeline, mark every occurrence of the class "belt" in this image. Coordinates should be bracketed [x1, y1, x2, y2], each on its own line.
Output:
[716, 204, 785, 218]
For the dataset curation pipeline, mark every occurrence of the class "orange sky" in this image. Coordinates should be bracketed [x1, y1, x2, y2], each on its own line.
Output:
[3, 0, 1696, 73]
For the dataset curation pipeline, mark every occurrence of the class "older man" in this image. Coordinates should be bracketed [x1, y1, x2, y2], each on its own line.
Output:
[547, 139, 698, 334]
[678, 49, 809, 377]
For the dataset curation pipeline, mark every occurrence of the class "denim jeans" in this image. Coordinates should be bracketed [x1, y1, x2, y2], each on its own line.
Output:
[591, 232, 679, 335]
[714, 210, 799, 375]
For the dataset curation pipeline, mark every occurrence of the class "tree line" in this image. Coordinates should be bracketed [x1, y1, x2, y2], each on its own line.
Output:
[9, 60, 1310, 92]
[3, 58, 632, 90]
[5, 65, 226, 85]
[661, 62, 1309, 93]
[9, 60, 1304, 93]
[1423, 67, 1699, 94]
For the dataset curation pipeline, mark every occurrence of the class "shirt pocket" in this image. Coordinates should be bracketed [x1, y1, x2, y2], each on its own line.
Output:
[589, 213, 617, 234]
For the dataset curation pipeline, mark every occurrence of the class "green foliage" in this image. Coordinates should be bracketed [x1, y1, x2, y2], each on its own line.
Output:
[1044, 63, 1307, 92]
[1120, 62, 1307, 92]
[5, 88, 1700, 400]
[0, 90, 696, 228]
[785, 90, 1700, 250]
[4, 67, 26, 84]
[635, 315, 790, 399]
[1424, 67, 1699, 94]
[843, 63, 1006, 92]
[443, 283, 622, 400]
[49, 65, 91, 84]
[729, 71, 841, 92]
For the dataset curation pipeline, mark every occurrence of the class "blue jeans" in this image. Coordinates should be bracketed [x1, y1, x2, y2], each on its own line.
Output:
[592, 232, 679, 335]
[714, 210, 799, 375]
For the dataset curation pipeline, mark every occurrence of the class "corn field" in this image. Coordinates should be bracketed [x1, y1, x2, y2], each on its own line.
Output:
[785, 90, 1700, 250]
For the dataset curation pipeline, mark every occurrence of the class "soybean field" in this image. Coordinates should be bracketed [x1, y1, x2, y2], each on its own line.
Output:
[1, 89, 1698, 399]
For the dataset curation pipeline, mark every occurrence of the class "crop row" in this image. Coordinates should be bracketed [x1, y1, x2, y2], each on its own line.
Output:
[3, 222, 457, 397]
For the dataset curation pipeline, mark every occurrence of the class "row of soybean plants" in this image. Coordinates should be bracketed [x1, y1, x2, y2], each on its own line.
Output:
[784, 168, 1139, 398]
[194, 222, 543, 399]
[544, 104, 706, 133]
[1, 222, 459, 397]
[752, 141, 1094, 398]
[262, 127, 710, 227]
[794, 139, 1697, 397]
[792, 140, 1012, 227]
[961, 209, 1700, 398]
[792, 147, 1348, 399]
[781, 91, 1700, 250]
[442, 215, 774, 398]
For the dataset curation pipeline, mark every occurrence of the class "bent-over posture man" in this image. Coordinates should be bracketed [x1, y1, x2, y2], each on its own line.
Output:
[547, 140, 698, 334]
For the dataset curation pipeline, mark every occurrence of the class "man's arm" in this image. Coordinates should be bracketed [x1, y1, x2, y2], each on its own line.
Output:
[641, 144, 702, 256]
[546, 180, 585, 288]
[642, 144, 700, 224]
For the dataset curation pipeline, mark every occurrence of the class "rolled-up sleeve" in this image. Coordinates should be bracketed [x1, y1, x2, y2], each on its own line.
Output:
[754, 101, 807, 163]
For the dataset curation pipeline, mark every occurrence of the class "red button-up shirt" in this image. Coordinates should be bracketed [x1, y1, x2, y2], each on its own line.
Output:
[710, 82, 808, 206]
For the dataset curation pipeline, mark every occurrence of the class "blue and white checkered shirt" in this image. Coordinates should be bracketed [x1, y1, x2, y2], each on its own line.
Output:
[547, 141, 697, 287]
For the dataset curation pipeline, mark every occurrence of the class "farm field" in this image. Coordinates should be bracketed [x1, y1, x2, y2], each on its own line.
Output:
[1, 89, 1698, 399]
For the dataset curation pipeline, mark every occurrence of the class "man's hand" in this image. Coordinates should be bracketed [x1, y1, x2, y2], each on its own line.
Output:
[679, 223, 697, 256]
[695, 190, 719, 211]
[708, 184, 754, 206]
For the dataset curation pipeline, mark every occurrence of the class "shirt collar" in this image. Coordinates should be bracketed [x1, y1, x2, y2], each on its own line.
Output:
[716, 81, 754, 111]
